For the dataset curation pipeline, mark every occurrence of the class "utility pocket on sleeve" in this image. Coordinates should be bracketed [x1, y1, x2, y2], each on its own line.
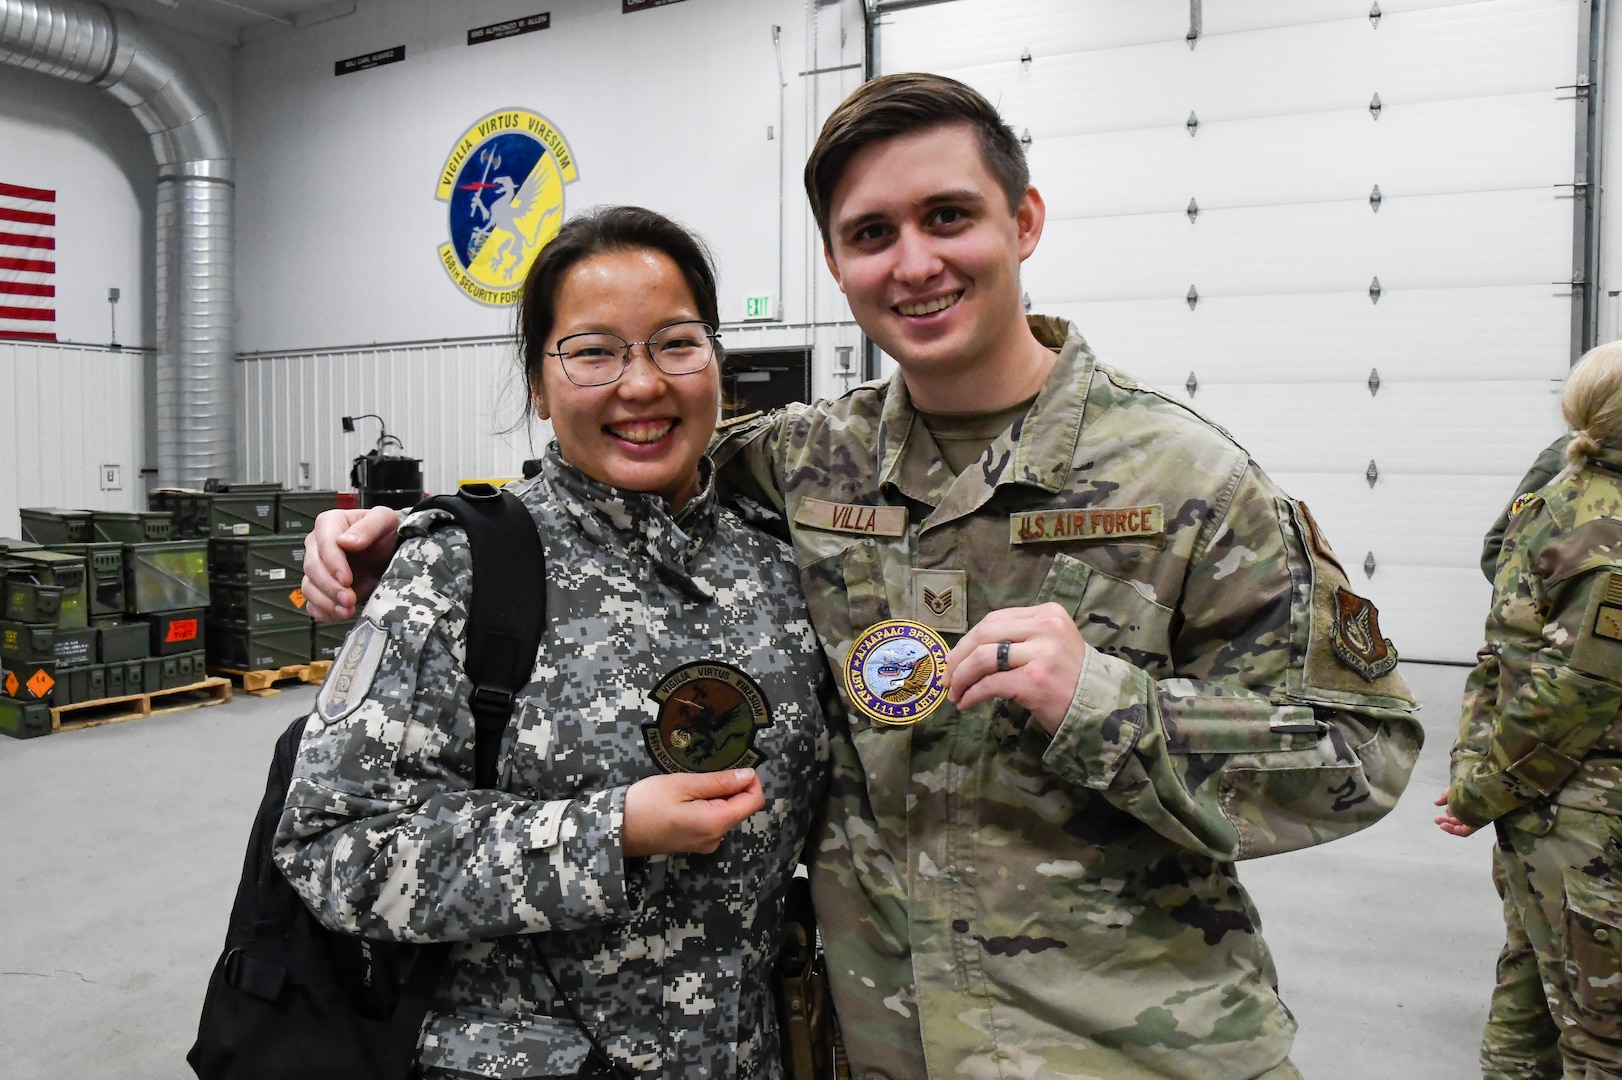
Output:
[1562, 864, 1622, 1022]
[1039, 553, 1174, 676]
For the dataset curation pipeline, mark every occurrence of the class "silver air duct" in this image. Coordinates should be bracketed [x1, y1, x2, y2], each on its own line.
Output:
[0, 0, 234, 487]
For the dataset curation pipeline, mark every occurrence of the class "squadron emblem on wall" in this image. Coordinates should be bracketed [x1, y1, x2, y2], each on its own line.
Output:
[644, 661, 772, 774]
[435, 108, 579, 307]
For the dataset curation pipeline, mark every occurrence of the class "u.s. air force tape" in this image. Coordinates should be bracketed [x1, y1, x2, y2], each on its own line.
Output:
[844, 620, 950, 726]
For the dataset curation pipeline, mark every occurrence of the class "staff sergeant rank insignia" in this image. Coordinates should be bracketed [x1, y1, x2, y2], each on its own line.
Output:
[845, 619, 951, 726]
[644, 661, 771, 773]
[436, 107, 579, 307]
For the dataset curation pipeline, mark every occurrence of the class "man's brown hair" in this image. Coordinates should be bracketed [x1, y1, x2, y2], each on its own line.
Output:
[804, 72, 1030, 246]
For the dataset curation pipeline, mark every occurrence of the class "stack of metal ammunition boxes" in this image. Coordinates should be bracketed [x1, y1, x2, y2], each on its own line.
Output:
[0, 507, 212, 738]
[151, 484, 343, 672]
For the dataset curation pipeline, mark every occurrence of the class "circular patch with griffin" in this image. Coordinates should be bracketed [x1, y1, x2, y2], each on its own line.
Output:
[644, 661, 771, 773]
[844, 619, 950, 727]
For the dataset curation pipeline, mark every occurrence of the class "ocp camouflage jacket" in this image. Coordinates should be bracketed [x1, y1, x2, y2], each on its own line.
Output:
[273, 448, 830, 1079]
[712, 317, 1421, 1080]
[1451, 443, 1622, 827]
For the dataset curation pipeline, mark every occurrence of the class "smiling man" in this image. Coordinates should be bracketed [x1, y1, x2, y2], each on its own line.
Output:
[301, 74, 1422, 1080]
[707, 74, 1423, 1080]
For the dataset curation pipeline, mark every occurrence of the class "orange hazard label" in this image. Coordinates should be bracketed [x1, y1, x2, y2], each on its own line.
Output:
[166, 619, 199, 644]
[26, 669, 53, 698]
[290, 588, 307, 609]
[4, 671, 15, 696]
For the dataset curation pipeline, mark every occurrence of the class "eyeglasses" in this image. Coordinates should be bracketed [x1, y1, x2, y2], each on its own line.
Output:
[547, 321, 719, 387]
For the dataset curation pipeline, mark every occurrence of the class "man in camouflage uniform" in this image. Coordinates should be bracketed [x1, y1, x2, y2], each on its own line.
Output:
[274, 449, 830, 1077]
[709, 75, 1422, 1080]
[1447, 429, 1622, 1079]
[301, 74, 1423, 1079]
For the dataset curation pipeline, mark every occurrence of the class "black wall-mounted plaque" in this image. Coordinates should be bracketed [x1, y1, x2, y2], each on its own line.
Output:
[624, 0, 688, 11]
[335, 45, 406, 76]
[469, 13, 550, 45]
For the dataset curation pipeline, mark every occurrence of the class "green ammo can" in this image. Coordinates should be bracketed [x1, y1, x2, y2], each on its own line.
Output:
[275, 491, 338, 535]
[98, 622, 149, 663]
[209, 620, 311, 671]
[91, 511, 173, 544]
[211, 582, 309, 627]
[146, 609, 204, 656]
[0, 621, 55, 664]
[209, 536, 305, 586]
[4, 659, 58, 701]
[0, 538, 42, 554]
[199, 489, 281, 538]
[52, 628, 98, 668]
[0, 696, 52, 738]
[18, 508, 92, 545]
[51, 542, 125, 616]
[123, 541, 210, 614]
[7, 551, 87, 628]
[4, 579, 63, 624]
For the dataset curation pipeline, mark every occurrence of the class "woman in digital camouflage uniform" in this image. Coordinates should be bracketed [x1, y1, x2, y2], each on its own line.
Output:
[273, 206, 829, 1079]
[1443, 341, 1622, 1079]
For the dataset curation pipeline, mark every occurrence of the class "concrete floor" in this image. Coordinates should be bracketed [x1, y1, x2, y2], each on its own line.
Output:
[0, 664, 1500, 1079]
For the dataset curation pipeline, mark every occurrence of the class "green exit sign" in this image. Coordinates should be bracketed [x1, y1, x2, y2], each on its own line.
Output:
[744, 293, 775, 321]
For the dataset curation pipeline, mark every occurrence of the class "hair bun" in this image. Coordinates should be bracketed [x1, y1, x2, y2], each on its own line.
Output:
[1567, 430, 1601, 465]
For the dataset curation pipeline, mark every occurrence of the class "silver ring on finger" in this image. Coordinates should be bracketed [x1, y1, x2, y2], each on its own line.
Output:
[996, 640, 1013, 673]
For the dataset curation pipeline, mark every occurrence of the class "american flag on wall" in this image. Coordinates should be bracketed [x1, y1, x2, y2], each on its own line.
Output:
[0, 182, 56, 342]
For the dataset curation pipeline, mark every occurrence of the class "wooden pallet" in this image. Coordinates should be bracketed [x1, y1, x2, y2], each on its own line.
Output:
[215, 660, 332, 696]
[52, 676, 233, 733]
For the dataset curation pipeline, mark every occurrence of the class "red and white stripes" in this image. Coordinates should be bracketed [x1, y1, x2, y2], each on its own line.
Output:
[1, 182, 57, 342]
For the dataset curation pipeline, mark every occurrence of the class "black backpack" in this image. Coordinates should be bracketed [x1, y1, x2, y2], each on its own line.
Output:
[187, 486, 551, 1080]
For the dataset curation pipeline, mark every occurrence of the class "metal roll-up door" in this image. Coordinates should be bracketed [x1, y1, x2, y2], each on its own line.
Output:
[877, 0, 1580, 661]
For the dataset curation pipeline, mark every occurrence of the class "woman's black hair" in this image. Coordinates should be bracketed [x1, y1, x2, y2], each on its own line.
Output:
[516, 205, 722, 420]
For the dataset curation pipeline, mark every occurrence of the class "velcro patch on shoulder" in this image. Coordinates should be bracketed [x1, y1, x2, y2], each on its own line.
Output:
[1572, 571, 1622, 680]
[315, 618, 388, 723]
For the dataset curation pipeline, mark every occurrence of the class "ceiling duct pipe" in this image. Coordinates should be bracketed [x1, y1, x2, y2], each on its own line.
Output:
[0, 0, 235, 488]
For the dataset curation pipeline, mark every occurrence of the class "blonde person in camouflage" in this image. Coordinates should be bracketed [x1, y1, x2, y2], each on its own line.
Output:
[275, 206, 829, 1078]
[303, 76, 1423, 1079]
[1438, 341, 1622, 1080]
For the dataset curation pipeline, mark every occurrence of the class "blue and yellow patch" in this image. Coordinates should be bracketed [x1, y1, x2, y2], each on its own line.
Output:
[435, 108, 578, 306]
[844, 619, 950, 726]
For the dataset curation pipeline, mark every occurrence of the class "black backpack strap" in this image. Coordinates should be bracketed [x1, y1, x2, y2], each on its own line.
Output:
[413, 483, 548, 788]
[379, 484, 548, 1078]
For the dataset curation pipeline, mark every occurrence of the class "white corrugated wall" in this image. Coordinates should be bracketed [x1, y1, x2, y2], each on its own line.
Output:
[878, 0, 1579, 662]
[237, 338, 549, 496]
[0, 340, 145, 534]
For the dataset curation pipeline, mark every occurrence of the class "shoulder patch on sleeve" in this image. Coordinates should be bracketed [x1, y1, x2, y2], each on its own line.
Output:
[315, 618, 388, 723]
[1329, 588, 1399, 681]
[1509, 491, 1542, 521]
[1572, 571, 1622, 680]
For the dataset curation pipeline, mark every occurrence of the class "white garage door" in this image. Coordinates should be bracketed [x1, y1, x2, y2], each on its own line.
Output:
[877, 0, 1581, 662]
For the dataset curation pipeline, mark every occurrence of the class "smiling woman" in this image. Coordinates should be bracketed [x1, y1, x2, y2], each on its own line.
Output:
[271, 205, 830, 1078]
[529, 243, 721, 512]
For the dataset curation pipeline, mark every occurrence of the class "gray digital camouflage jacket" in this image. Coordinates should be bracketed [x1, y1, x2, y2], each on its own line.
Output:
[712, 317, 1422, 1080]
[273, 448, 830, 1079]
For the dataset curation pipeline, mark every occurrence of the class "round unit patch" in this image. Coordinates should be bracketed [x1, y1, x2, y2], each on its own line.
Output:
[844, 619, 950, 727]
[644, 661, 771, 774]
[435, 108, 579, 307]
